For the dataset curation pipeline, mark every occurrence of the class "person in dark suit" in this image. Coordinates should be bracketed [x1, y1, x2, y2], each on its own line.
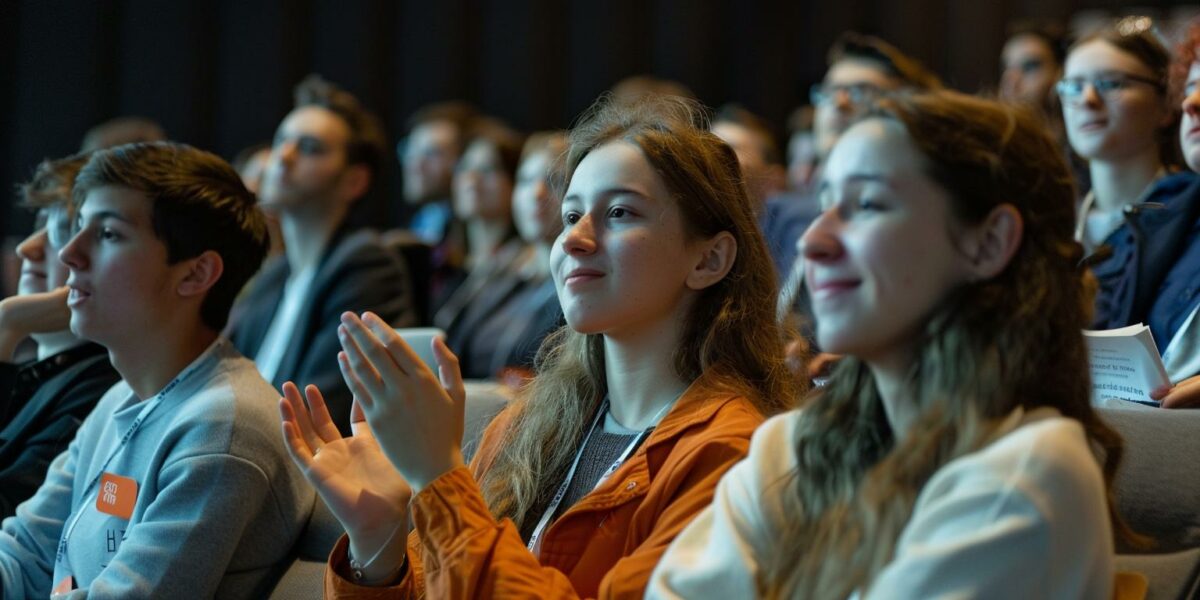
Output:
[228, 75, 416, 435]
[0, 153, 119, 517]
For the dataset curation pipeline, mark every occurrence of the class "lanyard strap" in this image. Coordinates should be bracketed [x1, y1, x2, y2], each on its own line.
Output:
[525, 398, 672, 554]
[55, 342, 214, 566]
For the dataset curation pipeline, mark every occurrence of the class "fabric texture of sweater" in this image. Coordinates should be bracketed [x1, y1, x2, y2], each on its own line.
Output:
[646, 406, 1115, 600]
[0, 338, 315, 599]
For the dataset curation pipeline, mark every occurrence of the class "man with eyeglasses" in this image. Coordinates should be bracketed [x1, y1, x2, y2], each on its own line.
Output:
[228, 74, 417, 436]
[809, 32, 942, 162]
[0, 153, 119, 518]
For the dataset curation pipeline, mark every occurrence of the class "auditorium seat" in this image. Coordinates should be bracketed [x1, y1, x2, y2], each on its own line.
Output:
[1101, 406, 1200, 599]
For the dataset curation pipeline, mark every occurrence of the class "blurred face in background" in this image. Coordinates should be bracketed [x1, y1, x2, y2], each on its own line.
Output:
[513, 149, 563, 244]
[1060, 39, 1168, 162]
[813, 59, 900, 160]
[453, 139, 514, 224]
[260, 106, 354, 213]
[1180, 59, 1200, 171]
[1000, 34, 1062, 107]
[402, 120, 460, 205]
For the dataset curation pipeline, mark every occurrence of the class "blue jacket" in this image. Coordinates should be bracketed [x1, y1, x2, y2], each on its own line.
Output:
[1092, 172, 1200, 359]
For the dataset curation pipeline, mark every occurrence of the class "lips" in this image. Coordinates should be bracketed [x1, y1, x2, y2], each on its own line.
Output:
[563, 267, 604, 286]
[1077, 119, 1107, 132]
[809, 278, 861, 300]
[66, 283, 92, 308]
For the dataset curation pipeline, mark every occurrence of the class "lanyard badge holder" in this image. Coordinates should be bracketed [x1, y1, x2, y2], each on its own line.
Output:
[54, 343, 214, 570]
[525, 398, 673, 555]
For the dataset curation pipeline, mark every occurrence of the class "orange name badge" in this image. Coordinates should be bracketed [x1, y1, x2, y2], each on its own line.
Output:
[95, 472, 138, 520]
[52, 574, 74, 595]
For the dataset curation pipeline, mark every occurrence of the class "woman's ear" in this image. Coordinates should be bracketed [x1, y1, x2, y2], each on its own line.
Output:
[686, 231, 737, 291]
[963, 203, 1023, 280]
[176, 250, 224, 298]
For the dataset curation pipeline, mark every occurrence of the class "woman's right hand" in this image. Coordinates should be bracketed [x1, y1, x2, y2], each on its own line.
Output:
[279, 381, 412, 582]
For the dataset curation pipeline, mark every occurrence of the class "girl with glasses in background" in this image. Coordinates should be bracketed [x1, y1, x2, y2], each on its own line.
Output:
[1059, 18, 1183, 255]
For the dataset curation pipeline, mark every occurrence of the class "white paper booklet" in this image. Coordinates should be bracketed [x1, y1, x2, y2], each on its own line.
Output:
[1084, 324, 1170, 407]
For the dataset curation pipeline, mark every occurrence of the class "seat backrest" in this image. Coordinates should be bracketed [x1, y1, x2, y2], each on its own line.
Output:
[1116, 548, 1200, 600]
[382, 229, 434, 326]
[1099, 407, 1200, 553]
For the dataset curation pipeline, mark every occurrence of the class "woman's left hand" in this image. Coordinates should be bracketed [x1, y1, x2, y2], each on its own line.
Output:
[337, 311, 467, 492]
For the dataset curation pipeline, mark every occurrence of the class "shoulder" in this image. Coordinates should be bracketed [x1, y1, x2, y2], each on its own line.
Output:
[916, 414, 1110, 546]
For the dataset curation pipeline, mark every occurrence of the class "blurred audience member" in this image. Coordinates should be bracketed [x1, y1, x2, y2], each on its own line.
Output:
[0, 153, 119, 518]
[471, 131, 568, 385]
[79, 116, 167, 153]
[433, 119, 530, 378]
[229, 74, 415, 435]
[1061, 18, 1182, 255]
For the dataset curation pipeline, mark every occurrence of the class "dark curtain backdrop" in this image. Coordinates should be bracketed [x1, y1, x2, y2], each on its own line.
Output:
[0, 0, 1185, 236]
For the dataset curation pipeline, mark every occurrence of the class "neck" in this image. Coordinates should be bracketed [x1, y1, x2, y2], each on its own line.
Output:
[602, 312, 691, 430]
[111, 324, 218, 400]
[280, 206, 343, 272]
[1088, 153, 1162, 212]
[466, 220, 509, 266]
[865, 349, 918, 439]
[33, 331, 86, 361]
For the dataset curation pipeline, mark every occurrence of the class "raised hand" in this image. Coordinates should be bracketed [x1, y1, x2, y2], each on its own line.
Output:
[336, 311, 467, 492]
[278, 381, 411, 580]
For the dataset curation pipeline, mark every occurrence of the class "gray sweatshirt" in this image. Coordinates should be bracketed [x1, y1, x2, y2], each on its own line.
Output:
[0, 338, 314, 599]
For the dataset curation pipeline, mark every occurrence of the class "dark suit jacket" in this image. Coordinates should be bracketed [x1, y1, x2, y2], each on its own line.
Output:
[0, 343, 119, 517]
[228, 228, 416, 435]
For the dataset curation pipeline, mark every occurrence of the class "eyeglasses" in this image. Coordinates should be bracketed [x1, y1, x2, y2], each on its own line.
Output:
[33, 205, 74, 248]
[1055, 73, 1164, 103]
[810, 82, 884, 107]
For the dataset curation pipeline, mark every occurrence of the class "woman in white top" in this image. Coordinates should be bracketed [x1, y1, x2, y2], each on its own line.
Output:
[648, 90, 1133, 599]
[1060, 18, 1181, 253]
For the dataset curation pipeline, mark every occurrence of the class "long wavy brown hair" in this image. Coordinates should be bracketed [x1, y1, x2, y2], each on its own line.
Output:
[476, 94, 800, 528]
[764, 90, 1131, 598]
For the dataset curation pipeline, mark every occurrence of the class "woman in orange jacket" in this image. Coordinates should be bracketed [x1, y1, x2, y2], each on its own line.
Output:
[277, 93, 802, 598]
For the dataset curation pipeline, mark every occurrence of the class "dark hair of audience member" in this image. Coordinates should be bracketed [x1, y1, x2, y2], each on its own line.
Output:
[714, 103, 784, 165]
[1169, 17, 1200, 104]
[828, 32, 944, 91]
[763, 91, 1136, 597]
[293, 74, 388, 181]
[1071, 21, 1184, 170]
[405, 100, 480, 158]
[79, 116, 167, 153]
[1006, 20, 1069, 67]
[19, 152, 91, 212]
[72, 142, 269, 332]
[476, 94, 800, 526]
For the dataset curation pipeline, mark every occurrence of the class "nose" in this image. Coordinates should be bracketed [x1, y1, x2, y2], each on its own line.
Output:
[561, 213, 597, 256]
[1183, 85, 1200, 119]
[1079, 81, 1103, 107]
[16, 228, 48, 262]
[273, 140, 297, 166]
[833, 88, 854, 112]
[58, 229, 88, 272]
[799, 209, 844, 263]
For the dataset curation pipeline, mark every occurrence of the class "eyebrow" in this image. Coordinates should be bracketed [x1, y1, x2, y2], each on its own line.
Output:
[562, 186, 651, 203]
[80, 209, 134, 225]
[818, 173, 891, 191]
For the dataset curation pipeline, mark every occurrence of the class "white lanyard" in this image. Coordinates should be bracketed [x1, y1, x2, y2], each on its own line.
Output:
[55, 343, 212, 567]
[525, 399, 672, 554]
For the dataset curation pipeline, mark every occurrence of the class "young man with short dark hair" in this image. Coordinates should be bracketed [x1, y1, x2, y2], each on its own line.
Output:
[0, 142, 313, 598]
[229, 75, 416, 435]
